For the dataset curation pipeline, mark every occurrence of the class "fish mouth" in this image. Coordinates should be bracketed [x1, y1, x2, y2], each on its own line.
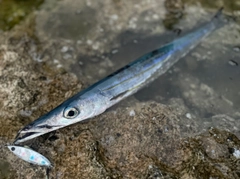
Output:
[14, 132, 43, 144]
[14, 124, 62, 144]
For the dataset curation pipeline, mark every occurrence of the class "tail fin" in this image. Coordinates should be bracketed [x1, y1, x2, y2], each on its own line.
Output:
[213, 7, 224, 20]
[211, 7, 227, 27]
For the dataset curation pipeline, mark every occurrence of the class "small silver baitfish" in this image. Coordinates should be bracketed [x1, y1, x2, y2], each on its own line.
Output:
[14, 8, 225, 144]
[7, 145, 52, 167]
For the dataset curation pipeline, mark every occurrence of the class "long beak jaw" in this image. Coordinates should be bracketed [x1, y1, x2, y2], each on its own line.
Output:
[14, 132, 44, 144]
[13, 125, 63, 144]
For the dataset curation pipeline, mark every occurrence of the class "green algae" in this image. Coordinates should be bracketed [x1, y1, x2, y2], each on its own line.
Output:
[0, 0, 44, 31]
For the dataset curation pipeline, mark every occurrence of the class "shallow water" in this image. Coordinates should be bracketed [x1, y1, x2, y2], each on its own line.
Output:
[1, 0, 240, 178]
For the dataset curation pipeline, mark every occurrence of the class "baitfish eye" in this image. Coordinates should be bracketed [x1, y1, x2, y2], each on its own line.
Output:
[11, 147, 15, 151]
[63, 107, 79, 119]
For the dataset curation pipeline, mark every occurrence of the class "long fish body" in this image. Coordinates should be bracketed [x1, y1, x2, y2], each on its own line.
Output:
[14, 9, 225, 144]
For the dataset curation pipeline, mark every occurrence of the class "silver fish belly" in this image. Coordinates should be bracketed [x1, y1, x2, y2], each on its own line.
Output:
[14, 9, 224, 144]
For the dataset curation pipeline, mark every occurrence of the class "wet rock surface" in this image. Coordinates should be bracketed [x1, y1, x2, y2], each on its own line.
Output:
[21, 102, 240, 179]
[0, 31, 81, 178]
[0, 0, 240, 178]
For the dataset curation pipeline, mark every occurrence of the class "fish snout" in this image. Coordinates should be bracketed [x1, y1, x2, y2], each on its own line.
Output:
[14, 123, 62, 144]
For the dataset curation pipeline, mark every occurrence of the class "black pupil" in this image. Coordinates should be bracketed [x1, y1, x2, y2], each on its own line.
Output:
[11, 147, 15, 151]
[68, 110, 75, 117]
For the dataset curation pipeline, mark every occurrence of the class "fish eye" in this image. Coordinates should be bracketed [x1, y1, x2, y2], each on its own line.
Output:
[11, 147, 15, 151]
[63, 107, 79, 119]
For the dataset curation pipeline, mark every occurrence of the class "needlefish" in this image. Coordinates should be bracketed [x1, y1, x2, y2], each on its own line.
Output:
[14, 8, 225, 144]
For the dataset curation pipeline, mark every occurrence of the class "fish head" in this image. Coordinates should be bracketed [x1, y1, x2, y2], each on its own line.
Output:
[14, 96, 95, 144]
